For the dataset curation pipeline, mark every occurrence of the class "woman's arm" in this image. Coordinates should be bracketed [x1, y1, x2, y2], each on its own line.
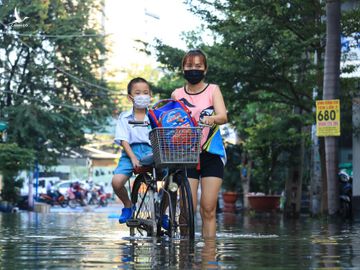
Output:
[202, 85, 228, 125]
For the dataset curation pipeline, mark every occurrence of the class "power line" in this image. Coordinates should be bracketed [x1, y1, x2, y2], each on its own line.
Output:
[0, 77, 125, 112]
[0, 20, 112, 38]
[0, 82, 121, 112]
[0, 67, 125, 98]
[0, 23, 128, 114]
[0, 88, 81, 111]
[0, 30, 112, 38]
[54, 66, 126, 95]
[2, 31, 127, 96]
[0, 69, 125, 109]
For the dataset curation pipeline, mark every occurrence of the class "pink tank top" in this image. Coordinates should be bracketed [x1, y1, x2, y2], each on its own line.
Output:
[173, 84, 216, 148]
[173, 84, 226, 162]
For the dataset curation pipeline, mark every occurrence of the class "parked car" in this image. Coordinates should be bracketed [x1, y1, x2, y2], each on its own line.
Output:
[54, 180, 86, 196]
[20, 177, 60, 196]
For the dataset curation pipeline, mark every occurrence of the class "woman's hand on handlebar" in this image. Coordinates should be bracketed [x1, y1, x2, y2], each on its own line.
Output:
[199, 116, 214, 127]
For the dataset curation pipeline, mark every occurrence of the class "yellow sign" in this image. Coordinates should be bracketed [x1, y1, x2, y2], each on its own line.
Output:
[316, 99, 340, 136]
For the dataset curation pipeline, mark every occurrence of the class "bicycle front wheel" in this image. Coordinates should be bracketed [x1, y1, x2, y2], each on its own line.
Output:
[160, 172, 195, 239]
[131, 174, 157, 237]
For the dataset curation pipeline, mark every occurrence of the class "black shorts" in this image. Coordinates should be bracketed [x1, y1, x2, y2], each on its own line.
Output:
[186, 151, 224, 180]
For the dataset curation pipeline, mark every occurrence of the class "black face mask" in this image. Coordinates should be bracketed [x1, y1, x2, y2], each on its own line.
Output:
[183, 69, 205, 85]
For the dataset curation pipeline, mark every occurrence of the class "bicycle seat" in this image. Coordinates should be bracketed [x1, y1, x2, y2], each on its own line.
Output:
[133, 154, 154, 174]
[140, 153, 154, 166]
[134, 166, 152, 174]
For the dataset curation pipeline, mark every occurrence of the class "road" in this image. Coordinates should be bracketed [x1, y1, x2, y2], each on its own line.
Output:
[50, 201, 124, 218]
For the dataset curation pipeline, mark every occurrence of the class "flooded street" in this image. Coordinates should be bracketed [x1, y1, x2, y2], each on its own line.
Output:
[1, 207, 360, 269]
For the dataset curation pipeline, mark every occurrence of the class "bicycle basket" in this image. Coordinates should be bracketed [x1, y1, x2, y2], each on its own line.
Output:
[149, 127, 202, 168]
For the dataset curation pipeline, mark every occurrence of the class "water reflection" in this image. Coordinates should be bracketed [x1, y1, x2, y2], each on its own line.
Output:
[310, 221, 360, 269]
[115, 238, 196, 269]
[196, 239, 218, 269]
[0, 211, 360, 269]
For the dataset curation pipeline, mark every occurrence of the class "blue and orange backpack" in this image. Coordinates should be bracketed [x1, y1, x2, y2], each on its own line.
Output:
[148, 99, 197, 128]
[148, 99, 200, 152]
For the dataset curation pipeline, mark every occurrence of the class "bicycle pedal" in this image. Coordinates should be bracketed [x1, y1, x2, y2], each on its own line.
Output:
[126, 219, 141, 227]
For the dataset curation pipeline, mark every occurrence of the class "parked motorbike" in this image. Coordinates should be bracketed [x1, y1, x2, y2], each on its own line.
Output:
[67, 188, 87, 209]
[87, 185, 109, 207]
[97, 192, 109, 207]
[87, 187, 99, 205]
[39, 191, 68, 208]
[338, 169, 352, 219]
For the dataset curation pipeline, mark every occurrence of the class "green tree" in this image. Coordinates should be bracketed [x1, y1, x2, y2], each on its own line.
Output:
[223, 143, 242, 191]
[239, 100, 309, 194]
[152, 0, 325, 215]
[0, 0, 114, 166]
[151, 0, 359, 216]
[0, 144, 35, 203]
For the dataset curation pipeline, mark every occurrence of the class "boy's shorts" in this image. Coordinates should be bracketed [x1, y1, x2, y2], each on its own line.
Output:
[113, 143, 152, 177]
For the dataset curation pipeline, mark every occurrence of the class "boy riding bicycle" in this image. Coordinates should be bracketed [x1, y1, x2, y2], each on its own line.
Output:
[112, 77, 152, 224]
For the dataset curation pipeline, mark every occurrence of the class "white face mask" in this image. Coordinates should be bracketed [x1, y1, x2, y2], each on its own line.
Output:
[133, 95, 151, 109]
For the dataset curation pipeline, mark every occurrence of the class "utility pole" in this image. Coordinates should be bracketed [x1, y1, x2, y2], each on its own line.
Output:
[34, 160, 39, 200]
[322, 0, 341, 215]
[352, 91, 360, 215]
[310, 50, 322, 216]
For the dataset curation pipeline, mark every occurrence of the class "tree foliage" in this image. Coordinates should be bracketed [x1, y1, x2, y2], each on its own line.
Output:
[0, 0, 115, 166]
[0, 143, 35, 202]
[223, 143, 242, 191]
[242, 101, 309, 194]
[151, 1, 359, 196]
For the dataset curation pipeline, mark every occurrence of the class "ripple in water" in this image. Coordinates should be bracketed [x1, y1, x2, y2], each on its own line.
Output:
[217, 232, 279, 239]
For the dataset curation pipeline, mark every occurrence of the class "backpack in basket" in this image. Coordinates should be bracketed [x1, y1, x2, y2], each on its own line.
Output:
[148, 99, 198, 149]
[148, 99, 197, 128]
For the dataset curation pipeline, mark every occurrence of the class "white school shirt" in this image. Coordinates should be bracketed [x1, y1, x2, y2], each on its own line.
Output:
[114, 109, 151, 146]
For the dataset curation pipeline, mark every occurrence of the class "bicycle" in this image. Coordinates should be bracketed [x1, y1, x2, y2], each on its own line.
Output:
[125, 122, 203, 239]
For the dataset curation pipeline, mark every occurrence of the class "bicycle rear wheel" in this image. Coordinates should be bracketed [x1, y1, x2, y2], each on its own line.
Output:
[160, 172, 195, 239]
[130, 174, 157, 237]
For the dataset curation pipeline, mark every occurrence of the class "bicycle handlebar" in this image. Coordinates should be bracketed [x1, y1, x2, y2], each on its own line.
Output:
[128, 120, 150, 126]
[198, 123, 212, 128]
[128, 120, 211, 128]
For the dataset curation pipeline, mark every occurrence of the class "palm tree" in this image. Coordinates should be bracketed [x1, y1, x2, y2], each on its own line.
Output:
[323, 0, 341, 215]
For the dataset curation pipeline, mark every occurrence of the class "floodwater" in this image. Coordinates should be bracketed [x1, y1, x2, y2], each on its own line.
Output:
[0, 208, 360, 269]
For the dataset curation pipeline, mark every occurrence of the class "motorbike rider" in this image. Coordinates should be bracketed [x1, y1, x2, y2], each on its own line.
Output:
[72, 181, 85, 200]
[46, 181, 58, 201]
